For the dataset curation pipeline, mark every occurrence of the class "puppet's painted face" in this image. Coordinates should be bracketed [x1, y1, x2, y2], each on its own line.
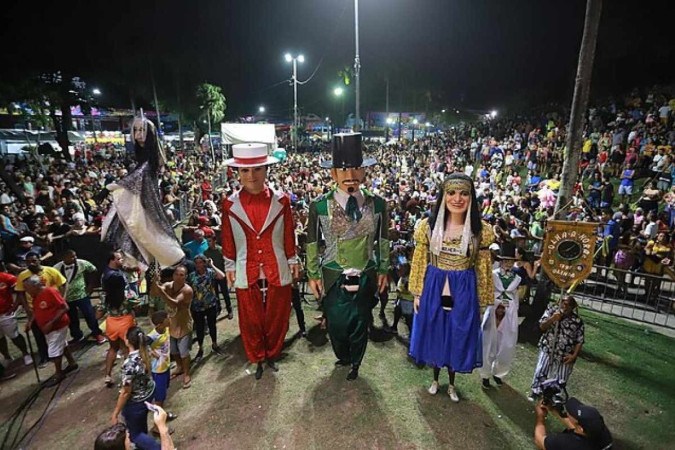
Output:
[132, 119, 146, 148]
[238, 166, 268, 194]
[331, 167, 365, 193]
[445, 188, 470, 216]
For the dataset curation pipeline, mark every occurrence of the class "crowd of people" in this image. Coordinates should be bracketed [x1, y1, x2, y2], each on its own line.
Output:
[0, 87, 672, 450]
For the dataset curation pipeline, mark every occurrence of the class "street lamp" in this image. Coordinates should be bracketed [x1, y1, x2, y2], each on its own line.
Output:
[90, 88, 102, 143]
[258, 106, 266, 113]
[386, 117, 394, 142]
[353, 0, 361, 131]
[441, 109, 446, 113]
[333, 87, 344, 97]
[491, 110, 498, 118]
[285, 53, 305, 150]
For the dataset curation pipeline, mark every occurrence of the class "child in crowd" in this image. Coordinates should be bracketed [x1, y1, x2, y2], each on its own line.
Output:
[147, 311, 177, 433]
[387, 264, 413, 336]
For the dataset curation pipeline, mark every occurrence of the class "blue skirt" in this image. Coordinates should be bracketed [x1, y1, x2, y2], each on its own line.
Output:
[409, 265, 482, 373]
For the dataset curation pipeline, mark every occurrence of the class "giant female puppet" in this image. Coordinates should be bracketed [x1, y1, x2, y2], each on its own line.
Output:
[101, 117, 184, 268]
[221, 143, 299, 380]
[409, 173, 494, 402]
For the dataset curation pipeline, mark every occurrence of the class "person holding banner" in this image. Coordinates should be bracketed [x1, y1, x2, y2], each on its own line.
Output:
[409, 173, 494, 402]
[529, 295, 584, 401]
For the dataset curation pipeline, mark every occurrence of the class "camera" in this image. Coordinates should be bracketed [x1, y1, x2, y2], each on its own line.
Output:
[540, 379, 569, 416]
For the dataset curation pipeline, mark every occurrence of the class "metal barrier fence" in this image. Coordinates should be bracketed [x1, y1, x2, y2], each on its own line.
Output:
[567, 265, 674, 329]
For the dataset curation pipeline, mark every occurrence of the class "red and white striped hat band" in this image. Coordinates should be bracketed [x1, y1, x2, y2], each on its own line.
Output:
[225, 143, 279, 167]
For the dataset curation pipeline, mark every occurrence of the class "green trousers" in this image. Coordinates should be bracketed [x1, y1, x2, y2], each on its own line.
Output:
[323, 273, 377, 367]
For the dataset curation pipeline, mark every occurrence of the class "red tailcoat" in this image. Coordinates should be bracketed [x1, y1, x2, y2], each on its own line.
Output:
[221, 187, 297, 363]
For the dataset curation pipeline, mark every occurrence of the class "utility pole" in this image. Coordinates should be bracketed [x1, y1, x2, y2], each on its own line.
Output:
[354, 0, 361, 131]
[151, 70, 162, 135]
[285, 53, 304, 151]
[175, 66, 184, 148]
[385, 77, 390, 141]
[555, 0, 603, 218]
[293, 58, 298, 150]
[385, 76, 389, 116]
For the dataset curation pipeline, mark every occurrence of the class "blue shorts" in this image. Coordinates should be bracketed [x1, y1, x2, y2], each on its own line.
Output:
[152, 371, 170, 402]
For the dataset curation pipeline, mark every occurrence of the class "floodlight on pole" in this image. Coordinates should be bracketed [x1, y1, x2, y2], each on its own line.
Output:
[286, 53, 305, 150]
[258, 106, 265, 113]
[491, 110, 498, 118]
[441, 109, 446, 113]
[92, 88, 102, 95]
[353, 0, 361, 131]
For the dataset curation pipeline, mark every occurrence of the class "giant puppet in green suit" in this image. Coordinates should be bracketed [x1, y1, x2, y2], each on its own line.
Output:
[305, 133, 390, 381]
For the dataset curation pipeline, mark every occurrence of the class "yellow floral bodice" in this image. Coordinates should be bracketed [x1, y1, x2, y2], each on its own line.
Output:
[409, 218, 495, 307]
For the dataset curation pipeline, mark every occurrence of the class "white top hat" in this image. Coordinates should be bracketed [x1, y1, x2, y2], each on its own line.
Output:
[225, 143, 279, 168]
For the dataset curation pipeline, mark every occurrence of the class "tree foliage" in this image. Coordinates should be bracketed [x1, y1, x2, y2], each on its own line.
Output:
[0, 72, 97, 160]
[196, 83, 226, 125]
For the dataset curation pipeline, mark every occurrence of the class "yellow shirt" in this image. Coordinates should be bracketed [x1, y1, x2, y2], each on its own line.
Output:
[582, 139, 592, 153]
[148, 327, 170, 373]
[643, 241, 671, 275]
[547, 179, 561, 190]
[15, 267, 67, 309]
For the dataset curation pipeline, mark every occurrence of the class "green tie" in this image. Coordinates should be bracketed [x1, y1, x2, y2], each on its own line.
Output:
[346, 195, 362, 222]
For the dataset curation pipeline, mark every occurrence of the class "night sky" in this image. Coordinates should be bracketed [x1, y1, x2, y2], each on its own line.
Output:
[1, 0, 673, 118]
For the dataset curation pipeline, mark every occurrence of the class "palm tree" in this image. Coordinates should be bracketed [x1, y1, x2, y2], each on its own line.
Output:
[196, 83, 226, 161]
[555, 0, 603, 217]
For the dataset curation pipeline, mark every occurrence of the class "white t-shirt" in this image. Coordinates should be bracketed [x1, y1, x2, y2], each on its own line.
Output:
[644, 221, 658, 239]
[659, 105, 671, 118]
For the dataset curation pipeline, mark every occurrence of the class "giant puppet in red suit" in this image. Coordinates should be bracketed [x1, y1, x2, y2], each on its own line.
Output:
[221, 143, 299, 380]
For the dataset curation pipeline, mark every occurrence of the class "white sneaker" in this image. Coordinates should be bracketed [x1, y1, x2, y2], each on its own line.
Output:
[427, 381, 439, 395]
[447, 385, 460, 402]
[23, 354, 33, 366]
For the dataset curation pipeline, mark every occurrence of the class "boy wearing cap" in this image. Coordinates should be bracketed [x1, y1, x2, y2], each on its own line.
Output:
[221, 143, 299, 380]
[305, 133, 390, 381]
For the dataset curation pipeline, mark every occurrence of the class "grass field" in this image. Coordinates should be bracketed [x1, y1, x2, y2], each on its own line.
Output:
[1, 301, 673, 449]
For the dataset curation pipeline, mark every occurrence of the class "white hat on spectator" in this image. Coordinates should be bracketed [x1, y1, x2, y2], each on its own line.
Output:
[20, 236, 35, 243]
[225, 143, 279, 168]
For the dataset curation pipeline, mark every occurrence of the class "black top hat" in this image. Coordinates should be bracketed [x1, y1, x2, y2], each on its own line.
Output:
[320, 133, 377, 169]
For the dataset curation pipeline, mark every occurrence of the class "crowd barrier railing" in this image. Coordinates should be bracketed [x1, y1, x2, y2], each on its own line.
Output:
[542, 265, 674, 329]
